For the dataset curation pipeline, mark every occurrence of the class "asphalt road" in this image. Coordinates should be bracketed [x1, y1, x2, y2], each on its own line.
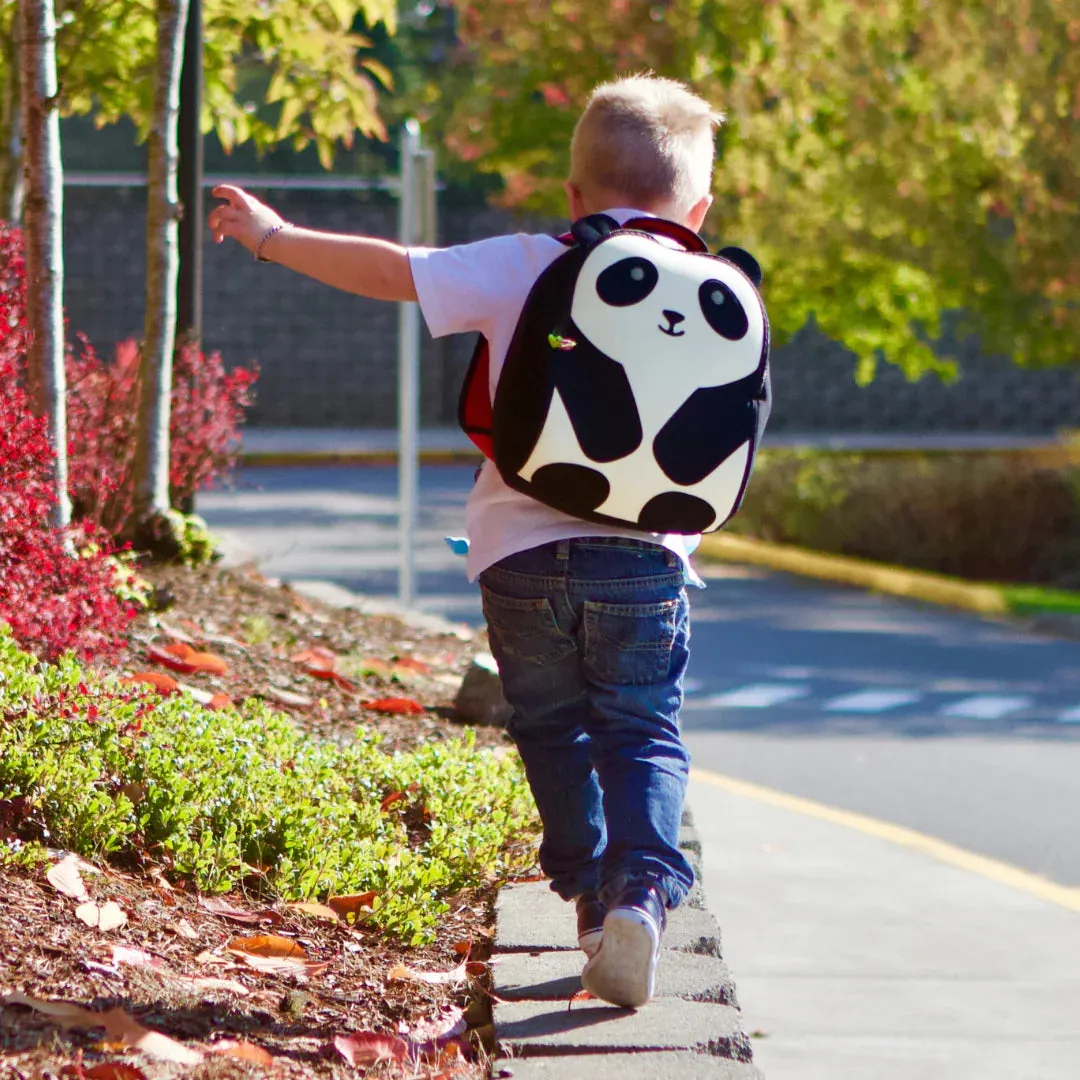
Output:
[198, 464, 1080, 888]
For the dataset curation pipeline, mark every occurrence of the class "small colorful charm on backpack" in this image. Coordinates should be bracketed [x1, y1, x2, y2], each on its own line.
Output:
[547, 332, 578, 351]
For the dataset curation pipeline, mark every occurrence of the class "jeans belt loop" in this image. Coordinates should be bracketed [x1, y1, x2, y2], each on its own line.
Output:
[555, 539, 571, 561]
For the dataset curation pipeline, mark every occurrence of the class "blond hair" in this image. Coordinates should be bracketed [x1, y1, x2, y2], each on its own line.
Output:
[569, 74, 723, 215]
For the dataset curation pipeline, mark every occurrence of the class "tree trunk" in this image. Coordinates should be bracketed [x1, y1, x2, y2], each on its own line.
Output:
[1, 25, 25, 224]
[18, 0, 68, 529]
[128, 0, 189, 553]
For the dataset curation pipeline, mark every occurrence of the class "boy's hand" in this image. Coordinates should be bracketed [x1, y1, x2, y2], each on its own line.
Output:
[208, 185, 286, 256]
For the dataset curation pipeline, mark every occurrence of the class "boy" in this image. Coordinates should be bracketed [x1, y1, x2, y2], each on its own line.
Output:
[209, 74, 722, 1008]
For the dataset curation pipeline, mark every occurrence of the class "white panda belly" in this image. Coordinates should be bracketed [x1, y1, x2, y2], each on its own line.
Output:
[516, 385, 750, 531]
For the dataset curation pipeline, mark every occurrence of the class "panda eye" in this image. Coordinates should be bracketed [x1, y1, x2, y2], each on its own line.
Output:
[698, 279, 749, 340]
[596, 257, 658, 307]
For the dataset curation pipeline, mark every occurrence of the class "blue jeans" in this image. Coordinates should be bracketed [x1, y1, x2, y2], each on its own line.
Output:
[479, 537, 695, 909]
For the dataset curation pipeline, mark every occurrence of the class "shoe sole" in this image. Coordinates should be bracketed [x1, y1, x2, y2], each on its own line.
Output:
[580, 909, 659, 1008]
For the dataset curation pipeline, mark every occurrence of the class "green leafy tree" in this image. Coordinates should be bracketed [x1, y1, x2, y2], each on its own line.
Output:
[0, 0, 396, 549]
[439, 0, 1079, 379]
[0, 0, 396, 197]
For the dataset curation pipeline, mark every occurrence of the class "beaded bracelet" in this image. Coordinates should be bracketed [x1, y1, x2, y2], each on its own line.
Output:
[255, 222, 291, 263]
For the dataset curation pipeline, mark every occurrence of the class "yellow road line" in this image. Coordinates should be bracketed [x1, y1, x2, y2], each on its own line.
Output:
[690, 766, 1080, 914]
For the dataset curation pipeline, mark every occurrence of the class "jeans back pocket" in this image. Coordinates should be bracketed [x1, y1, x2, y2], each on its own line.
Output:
[480, 587, 577, 666]
[583, 597, 682, 686]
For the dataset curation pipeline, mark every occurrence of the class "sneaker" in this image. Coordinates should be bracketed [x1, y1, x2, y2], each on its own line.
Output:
[580, 883, 667, 1008]
[575, 892, 606, 958]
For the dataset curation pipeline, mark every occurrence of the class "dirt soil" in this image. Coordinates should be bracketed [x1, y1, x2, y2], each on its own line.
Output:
[1, 561, 529, 1080]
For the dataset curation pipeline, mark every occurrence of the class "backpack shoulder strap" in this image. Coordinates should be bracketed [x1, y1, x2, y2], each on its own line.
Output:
[619, 216, 709, 252]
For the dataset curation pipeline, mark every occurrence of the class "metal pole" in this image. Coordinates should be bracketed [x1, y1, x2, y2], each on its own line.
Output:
[177, 0, 203, 342]
[397, 120, 421, 607]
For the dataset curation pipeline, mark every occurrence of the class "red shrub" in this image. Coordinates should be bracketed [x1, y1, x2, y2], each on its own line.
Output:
[1, 223, 257, 535]
[0, 298, 134, 660]
[0, 221, 256, 660]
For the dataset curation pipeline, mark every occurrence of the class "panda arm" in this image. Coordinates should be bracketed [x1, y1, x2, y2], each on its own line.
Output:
[653, 375, 763, 486]
[551, 345, 642, 463]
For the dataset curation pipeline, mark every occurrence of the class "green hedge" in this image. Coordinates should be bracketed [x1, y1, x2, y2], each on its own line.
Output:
[732, 450, 1080, 587]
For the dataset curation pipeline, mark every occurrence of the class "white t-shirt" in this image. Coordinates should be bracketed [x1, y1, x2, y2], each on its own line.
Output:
[408, 209, 702, 584]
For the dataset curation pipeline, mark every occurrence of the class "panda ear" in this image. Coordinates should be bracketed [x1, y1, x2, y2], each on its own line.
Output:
[718, 246, 763, 288]
[571, 214, 620, 249]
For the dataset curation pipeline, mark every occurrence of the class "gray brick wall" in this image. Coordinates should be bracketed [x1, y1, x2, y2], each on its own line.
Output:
[61, 185, 1080, 434]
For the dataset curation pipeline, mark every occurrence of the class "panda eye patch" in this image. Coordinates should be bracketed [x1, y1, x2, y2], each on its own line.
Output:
[698, 279, 749, 340]
[596, 257, 658, 307]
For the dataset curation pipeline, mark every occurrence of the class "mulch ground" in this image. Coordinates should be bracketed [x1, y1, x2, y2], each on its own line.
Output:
[0, 560, 533, 1080]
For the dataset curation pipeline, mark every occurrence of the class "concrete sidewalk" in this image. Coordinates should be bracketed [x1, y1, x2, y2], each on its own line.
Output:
[688, 775, 1080, 1079]
[490, 815, 764, 1078]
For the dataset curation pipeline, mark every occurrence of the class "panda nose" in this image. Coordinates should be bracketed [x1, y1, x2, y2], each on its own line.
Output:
[662, 309, 685, 328]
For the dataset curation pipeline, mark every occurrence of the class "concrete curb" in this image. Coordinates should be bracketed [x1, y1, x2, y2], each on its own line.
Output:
[491, 811, 764, 1078]
[696, 533, 1011, 616]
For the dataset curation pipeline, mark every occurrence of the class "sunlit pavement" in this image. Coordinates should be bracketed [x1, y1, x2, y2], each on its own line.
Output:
[199, 464, 1080, 1078]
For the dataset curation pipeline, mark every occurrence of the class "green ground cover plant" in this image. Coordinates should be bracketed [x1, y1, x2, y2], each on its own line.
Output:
[731, 449, 1080, 589]
[0, 626, 537, 945]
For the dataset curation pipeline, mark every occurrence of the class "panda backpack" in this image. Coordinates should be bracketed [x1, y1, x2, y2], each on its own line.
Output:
[458, 213, 771, 535]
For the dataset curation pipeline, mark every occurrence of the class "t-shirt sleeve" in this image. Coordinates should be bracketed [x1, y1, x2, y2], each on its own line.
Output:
[408, 233, 563, 339]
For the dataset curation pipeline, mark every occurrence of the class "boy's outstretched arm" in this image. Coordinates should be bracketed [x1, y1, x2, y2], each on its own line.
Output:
[208, 185, 417, 302]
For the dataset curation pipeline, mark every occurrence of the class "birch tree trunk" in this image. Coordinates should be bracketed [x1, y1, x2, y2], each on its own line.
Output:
[18, 0, 68, 529]
[1, 27, 25, 224]
[128, 0, 189, 551]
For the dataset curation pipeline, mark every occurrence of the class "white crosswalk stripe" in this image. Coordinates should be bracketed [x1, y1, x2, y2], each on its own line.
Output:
[939, 695, 1033, 720]
[822, 690, 922, 713]
[684, 683, 810, 710]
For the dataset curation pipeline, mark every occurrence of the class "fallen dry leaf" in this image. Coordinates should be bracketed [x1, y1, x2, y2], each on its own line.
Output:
[146, 644, 199, 674]
[169, 918, 198, 940]
[465, 961, 487, 977]
[187, 975, 249, 996]
[212, 1039, 274, 1065]
[194, 950, 234, 967]
[333, 1031, 410, 1067]
[452, 940, 472, 956]
[233, 952, 330, 977]
[387, 960, 468, 986]
[287, 901, 340, 921]
[365, 697, 426, 715]
[227, 933, 329, 977]
[156, 620, 197, 645]
[121, 672, 179, 696]
[228, 934, 307, 960]
[198, 895, 276, 924]
[263, 686, 315, 710]
[207, 692, 234, 710]
[2, 993, 203, 1065]
[63, 1064, 149, 1080]
[406, 1005, 466, 1049]
[147, 643, 228, 676]
[290, 646, 337, 672]
[75, 900, 127, 931]
[110, 945, 161, 969]
[326, 891, 377, 916]
[47, 855, 90, 902]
